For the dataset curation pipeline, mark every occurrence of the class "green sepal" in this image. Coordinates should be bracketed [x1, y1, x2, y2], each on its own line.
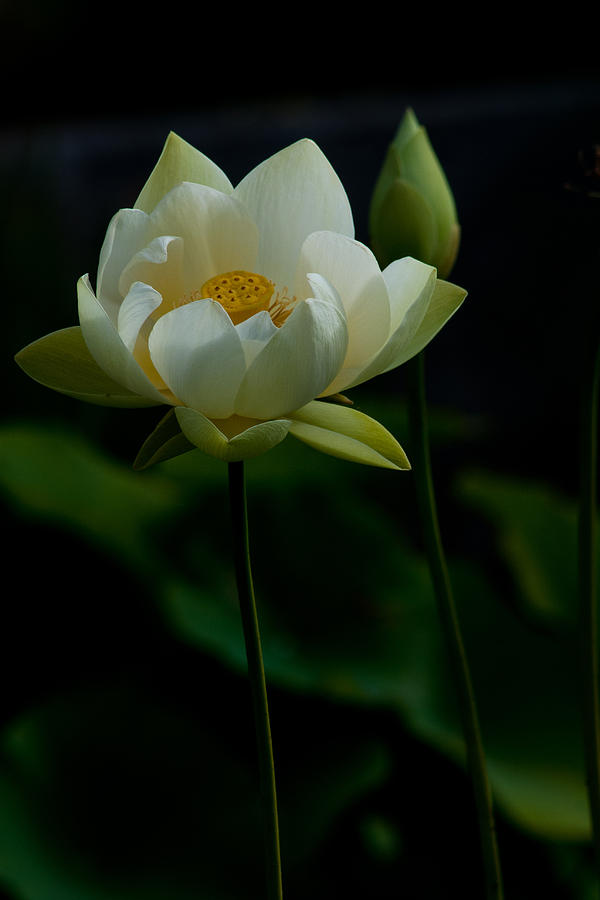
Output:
[15, 326, 161, 408]
[175, 407, 292, 462]
[133, 408, 196, 470]
[288, 400, 410, 470]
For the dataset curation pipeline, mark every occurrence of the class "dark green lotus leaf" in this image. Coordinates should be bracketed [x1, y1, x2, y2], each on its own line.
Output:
[456, 470, 600, 630]
[0, 681, 390, 900]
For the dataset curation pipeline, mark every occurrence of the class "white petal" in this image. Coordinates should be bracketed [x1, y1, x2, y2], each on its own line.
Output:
[234, 139, 354, 290]
[118, 234, 185, 303]
[297, 231, 390, 368]
[117, 282, 163, 352]
[343, 260, 439, 389]
[96, 208, 150, 324]
[135, 132, 234, 214]
[77, 275, 167, 403]
[382, 278, 467, 369]
[148, 299, 247, 419]
[147, 182, 258, 290]
[235, 284, 348, 420]
[383, 256, 437, 333]
[235, 311, 278, 367]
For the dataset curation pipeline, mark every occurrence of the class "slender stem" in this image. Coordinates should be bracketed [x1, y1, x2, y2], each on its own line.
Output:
[579, 335, 600, 878]
[227, 460, 283, 900]
[406, 351, 503, 900]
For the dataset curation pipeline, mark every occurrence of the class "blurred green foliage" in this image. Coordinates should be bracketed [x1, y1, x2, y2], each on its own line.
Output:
[0, 396, 597, 898]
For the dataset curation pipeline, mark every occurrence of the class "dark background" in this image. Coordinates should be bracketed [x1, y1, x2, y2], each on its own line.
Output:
[2, 4, 600, 898]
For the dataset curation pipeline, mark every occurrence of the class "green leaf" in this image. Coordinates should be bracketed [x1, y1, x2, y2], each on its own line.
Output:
[0, 682, 390, 899]
[0, 422, 182, 570]
[15, 326, 160, 408]
[456, 471, 599, 629]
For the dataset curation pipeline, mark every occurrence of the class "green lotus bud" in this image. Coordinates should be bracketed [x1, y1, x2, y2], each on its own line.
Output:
[369, 108, 460, 278]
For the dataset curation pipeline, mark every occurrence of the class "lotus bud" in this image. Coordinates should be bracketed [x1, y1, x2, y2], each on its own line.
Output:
[369, 108, 460, 278]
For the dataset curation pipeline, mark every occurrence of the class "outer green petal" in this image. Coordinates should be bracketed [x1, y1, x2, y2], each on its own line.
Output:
[288, 400, 410, 470]
[133, 409, 196, 470]
[135, 132, 233, 213]
[14, 326, 161, 408]
[381, 278, 467, 372]
[175, 407, 292, 462]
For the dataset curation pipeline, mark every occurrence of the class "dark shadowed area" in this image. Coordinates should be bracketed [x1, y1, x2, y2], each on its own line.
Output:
[2, 4, 600, 898]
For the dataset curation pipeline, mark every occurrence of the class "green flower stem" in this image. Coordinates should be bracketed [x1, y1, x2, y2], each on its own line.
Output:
[406, 351, 503, 900]
[227, 460, 283, 900]
[579, 335, 600, 877]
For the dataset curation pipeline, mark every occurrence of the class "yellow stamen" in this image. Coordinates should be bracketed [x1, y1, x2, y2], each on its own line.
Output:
[200, 270, 274, 325]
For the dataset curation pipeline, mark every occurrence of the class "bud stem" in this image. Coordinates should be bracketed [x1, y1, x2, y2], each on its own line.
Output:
[406, 350, 503, 900]
[578, 333, 600, 880]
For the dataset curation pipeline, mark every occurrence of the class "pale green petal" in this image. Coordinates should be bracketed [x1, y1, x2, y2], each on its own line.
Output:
[380, 277, 467, 372]
[148, 299, 247, 419]
[77, 274, 167, 403]
[15, 326, 161, 408]
[234, 139, 354, 290]
[288, 400, 410, 470]
[135, 132, 233, 214]
[175, 407, 291, 462]
[147, 183, 258, 290]
[235, 288, 348, 420]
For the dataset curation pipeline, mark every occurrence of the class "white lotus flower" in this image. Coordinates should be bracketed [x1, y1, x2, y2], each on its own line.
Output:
[16, 133, 466, 469]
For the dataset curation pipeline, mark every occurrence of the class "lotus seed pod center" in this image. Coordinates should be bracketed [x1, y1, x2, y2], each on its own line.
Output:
[200, 270, 274, 324]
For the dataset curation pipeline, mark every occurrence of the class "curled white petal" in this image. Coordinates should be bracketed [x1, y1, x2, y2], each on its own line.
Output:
[147, 182, 259, 290]
[343, 260, 441, 389]
[235, 281, 348, 420]
[298, 232, 391, 395]
[118, 234, 184, 302]
[148, 299, 247, 419]
[77, 274, 166, 403]
[235, 311, 278, 367]
[383, 256, 437, 334]
[96, 208, 150, 324]
[117, 281, 163, 352]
